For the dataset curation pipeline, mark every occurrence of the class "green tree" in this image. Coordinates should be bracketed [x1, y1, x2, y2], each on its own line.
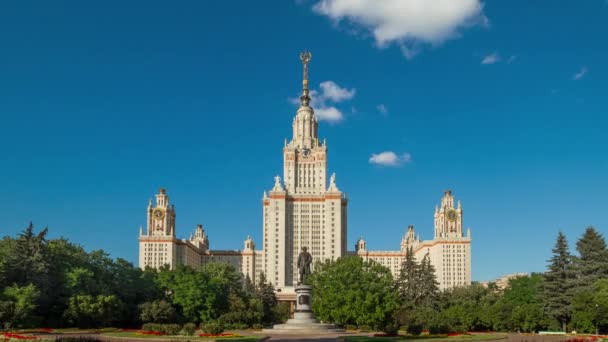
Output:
[309, 256, 399, 330]
[439, 284, 494, 332]
[256, 272, 277, 324]
[573, 227, 608, 291]
[396, 247, 420, 305]
[397, 251, 440, 330]
[570, 290, 596, 333]
[498, 274, 547, 332]
[63, 294, 124, 328]
[418, 253, 440, 305]
[593, 279, 608, 334]
[543, 232, 575, 332]
[0, 284, 41, 329]
[139, 300, 176, 323]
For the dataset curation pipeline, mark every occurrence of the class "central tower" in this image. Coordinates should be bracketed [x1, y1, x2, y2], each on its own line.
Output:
[262, 52, 348, 291]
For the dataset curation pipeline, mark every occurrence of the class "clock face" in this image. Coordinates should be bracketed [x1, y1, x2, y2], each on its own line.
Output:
[447, 210, 458, 222]
[152, 208, 165, 221]
[302, 148, 311, 157]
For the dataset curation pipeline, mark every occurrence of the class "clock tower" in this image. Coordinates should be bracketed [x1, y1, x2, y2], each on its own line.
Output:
[434, 190, 463, 238]
[146, 188, 176, 237]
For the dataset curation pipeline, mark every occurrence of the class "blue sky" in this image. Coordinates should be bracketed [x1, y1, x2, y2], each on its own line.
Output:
[0, 0, 606, 281]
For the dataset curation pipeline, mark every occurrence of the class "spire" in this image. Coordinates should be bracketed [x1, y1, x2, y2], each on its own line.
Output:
[299, 50, 312, 106]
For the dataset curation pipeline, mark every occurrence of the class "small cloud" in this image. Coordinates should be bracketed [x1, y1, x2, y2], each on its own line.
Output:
[369, 151, 412, 167]
[315, 106, 344, 122]
[481, 52, 500, 65]
[376, 104, 388, 115]
[507, 55, 517, 64]
[319, 81, 355, 102]
[573, 66, 588, 80]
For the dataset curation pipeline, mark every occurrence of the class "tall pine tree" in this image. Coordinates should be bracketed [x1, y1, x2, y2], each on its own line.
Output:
[573, 227, 608, 292]
[418, 253, 440, 306]
[543, 232, 575, 332]
[397, 247, 420, 305]
[256, 272, 277, 324]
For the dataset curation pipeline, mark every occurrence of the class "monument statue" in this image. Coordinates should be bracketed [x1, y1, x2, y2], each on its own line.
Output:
[297, 246, 313, 285]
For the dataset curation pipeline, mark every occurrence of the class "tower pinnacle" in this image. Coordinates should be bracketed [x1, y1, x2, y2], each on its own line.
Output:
[299, 50, 312, 106]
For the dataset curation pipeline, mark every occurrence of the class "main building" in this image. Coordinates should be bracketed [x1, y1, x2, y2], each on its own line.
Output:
[138, 52, 471, 293]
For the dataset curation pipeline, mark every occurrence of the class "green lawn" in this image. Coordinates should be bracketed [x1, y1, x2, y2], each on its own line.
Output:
[341, 333, 508, 342]
[102, 331, 265, 342]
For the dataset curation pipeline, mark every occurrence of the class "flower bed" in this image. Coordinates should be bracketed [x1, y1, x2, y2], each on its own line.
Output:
[139, 331, 166, 336]
[2, 333, 39, 341]
[565, 337, 600, 342]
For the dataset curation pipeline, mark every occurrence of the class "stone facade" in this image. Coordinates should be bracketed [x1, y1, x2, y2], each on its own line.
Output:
[354, 190, 472, 290]
[138, 53, 471, 292]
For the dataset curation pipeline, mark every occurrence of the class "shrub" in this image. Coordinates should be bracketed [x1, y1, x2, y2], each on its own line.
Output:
[139, 300, 176, 324]
[251, 323, 263, 330]
[161, 324, 181, 335]
[225, 323, 248, 330]
[181, 323, 197, 336]
[382, 323, 399, 336]
[407, 324, 423, 336]
[142, 323, 161, 332]
[358, 325, 372, 332]
[200, 321, 224, 335]
[141, 323, 181, 335]
[345, 324, 358, 331]
[429, 324, 451, 335]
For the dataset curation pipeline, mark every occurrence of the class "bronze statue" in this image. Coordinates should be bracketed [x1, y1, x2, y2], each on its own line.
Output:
[297, 246, 313, 285]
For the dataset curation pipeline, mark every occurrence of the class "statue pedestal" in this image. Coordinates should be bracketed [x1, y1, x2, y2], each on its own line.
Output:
[265, 285, 344, 334]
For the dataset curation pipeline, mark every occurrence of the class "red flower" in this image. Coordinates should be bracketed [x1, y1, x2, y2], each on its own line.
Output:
[2, 333, 39, 340]
[139, 331, 165, 336]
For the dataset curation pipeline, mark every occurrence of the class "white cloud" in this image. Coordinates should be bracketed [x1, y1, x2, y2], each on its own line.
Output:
[289, 80, 356, 123]
[573, 66, 588, 80]
[481, 52, 500, 65]
[315, 106, 344, 122]
[376, 104, 388, 115]
[319, 81, 356, 102]
[369, 151, 412, 167]
[312, 0, 487, 59]
[507, 55, 517, 64]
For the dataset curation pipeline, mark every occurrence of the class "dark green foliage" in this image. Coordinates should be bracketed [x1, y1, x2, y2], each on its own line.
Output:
[142, 322, 161, 331]
[200, 320, 224, 334]
[428, 323, 450, 334]
[62, 294, 125, 328]
[272, 301, 291, 324]
[139, 300, 176, 323]
[141, 323, 181, 335]
[161, 323, 182, 335]
[396, 247, 420, 305]
[0, 224, 163, 328]
[396, 250, 440, 331]
[0, 284, 41, 329]
[382, 322, 399, 335]
[255, 272, 277, 324]
[181, 322, 197, 335]
[418, 254, 440, 304]
[308, 256, 399, 330]
[573, 227, 608, 292]
[543, 232, 575, 332]
[406, 323, 423, 336]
